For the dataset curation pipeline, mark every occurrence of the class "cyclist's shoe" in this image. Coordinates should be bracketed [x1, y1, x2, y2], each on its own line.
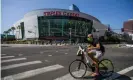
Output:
[90, 72, 99, 77]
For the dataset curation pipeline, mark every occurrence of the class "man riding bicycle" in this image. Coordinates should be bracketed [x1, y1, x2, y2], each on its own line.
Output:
[87, 34, 105, 76]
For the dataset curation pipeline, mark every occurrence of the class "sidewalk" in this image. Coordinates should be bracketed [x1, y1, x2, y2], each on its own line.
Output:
[1, 44, 133, 48]
[126, 44, 133, 47]
[1, 44, 68, 47]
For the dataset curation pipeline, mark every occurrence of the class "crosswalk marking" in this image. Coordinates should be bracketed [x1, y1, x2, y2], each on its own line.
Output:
[54, 70, 91, 80]
[1, 56, 15, 59]
[118, 65, 133, 74]
[131, 77, 133, 80]
[18, 54, 23, 56]
[2, 64, 64, 80]
[65, 53, 68, 54]
[1, 58, 27, 63]
[1, 61, 42, 70]
[48, 55, 52, 56]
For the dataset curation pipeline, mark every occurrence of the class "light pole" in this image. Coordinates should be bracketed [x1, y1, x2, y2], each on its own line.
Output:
[69, 28, 72, 44]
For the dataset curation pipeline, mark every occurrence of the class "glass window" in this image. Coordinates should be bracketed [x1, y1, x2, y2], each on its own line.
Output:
[38, 16, 92, 38]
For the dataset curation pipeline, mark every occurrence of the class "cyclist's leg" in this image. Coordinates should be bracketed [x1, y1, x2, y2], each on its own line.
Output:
[88, 50, 99, 62]
[93, 51, 103, 75]
[88, 50, 99, 76]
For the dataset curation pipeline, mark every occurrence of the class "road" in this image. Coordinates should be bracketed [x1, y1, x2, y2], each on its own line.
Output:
[1, 45, 133, 80]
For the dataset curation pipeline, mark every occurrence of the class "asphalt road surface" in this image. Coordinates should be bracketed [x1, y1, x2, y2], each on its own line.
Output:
[1, 45, 133, 80]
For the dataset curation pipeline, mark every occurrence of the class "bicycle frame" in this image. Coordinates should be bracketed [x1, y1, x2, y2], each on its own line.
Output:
[77, 46, 93, 67]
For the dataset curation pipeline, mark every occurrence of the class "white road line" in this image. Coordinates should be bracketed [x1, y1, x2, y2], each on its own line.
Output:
[105, 65, 133, 80]
[40, 51, 44, 54]
[118, 65, 133, 74]
[1, 61, 42, 70]
[1, 54, 6, 56]
[18, 54, 23, 56]
[2, 64, 64, 80]
[1, 56, 15, 59]
[1, 58, 27, 63]
[131, 77, 133, 80]
[48, 55, 52, 56]
[65, 53, 68, 54]
[56, 51, 58, 52]
[54, 70, 91, 80]
[45, 60, 49, 62]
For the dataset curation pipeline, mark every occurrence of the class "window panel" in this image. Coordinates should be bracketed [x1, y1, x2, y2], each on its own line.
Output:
[38, 16, 92, 38]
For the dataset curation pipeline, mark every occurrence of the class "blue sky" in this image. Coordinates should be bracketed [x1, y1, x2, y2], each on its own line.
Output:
[1, 0, 133, 33]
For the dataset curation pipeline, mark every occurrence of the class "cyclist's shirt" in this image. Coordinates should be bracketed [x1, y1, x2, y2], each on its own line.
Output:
[89, 38, 105, 53]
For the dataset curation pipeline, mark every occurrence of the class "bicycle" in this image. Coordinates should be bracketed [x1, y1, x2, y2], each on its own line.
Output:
[69, 45, 114, 79]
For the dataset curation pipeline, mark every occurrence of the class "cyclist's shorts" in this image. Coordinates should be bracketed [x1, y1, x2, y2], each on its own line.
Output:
[89, 49, 103, 60]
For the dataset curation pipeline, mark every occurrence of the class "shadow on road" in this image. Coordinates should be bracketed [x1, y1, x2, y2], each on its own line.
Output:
[95, 75, 132, 80]
[82, 72, 132, 80]
[115, 75, 132, 80]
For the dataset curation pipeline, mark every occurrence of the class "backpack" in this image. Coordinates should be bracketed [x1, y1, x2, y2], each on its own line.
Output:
[100, 42, 105, 53]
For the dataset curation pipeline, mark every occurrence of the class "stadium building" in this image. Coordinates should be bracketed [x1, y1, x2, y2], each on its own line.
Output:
[13, 4, 107, 42]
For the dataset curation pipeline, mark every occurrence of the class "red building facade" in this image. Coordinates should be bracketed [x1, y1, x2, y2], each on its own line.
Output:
[123, 19, 133, 33]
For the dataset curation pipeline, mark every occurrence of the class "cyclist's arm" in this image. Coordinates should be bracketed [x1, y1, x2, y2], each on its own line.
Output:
[89, 43, 100, 50]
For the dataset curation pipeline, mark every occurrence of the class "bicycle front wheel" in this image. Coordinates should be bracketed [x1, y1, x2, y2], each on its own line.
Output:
[69, 59, 87, 79]
[98, 59, 114, 77]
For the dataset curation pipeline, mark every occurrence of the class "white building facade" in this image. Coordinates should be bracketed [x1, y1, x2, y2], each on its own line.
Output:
[12, 7, 108, 42]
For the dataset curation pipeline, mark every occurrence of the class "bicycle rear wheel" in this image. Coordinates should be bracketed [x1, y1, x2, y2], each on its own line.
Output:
[98, 59, 114, 77]
[69, 59, 87, 79]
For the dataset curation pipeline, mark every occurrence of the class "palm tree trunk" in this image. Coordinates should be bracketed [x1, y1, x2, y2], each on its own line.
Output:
[12, 30, 14, 35]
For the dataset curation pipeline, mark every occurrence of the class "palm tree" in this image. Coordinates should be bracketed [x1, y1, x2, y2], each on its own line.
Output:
[8, 29, 12, 35]
[3, 31, 8, 35]
[11, 27, 15, 35]
[3, 31, 9, 40]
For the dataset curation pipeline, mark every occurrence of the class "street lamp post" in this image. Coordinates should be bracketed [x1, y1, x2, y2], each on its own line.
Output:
[69, 28, 72, 44]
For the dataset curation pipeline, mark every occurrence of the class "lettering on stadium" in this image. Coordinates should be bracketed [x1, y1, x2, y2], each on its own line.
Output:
[44, 11, 79, 17]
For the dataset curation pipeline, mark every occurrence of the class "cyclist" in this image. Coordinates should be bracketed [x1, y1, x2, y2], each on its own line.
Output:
[87, 34, 105, 76]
